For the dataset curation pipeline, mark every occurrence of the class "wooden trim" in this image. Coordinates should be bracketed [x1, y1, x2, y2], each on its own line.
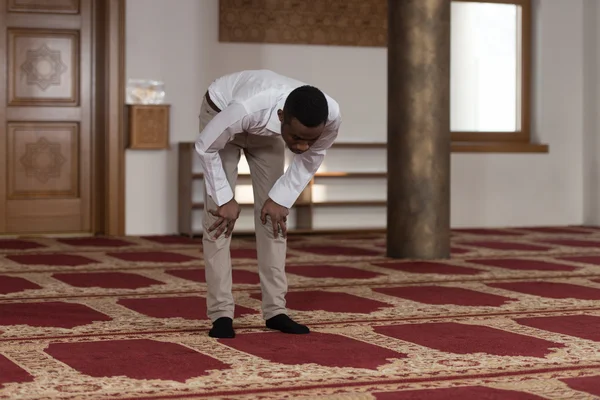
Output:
[189, 228, 387, 238]
[191, 202, 312, 209]
[91, 0, 104, 234]
[295, 180, 313, 230]
[0, 1, 6, 232]
[331, 143, 386, 149]
[520, 0, 532, 139]
[314, 172, 387, 178]
[312, 201, 387, 207]
[192, 171, 388, 179]
[451, 131, 528, 143]
[284, 228, 386, 236]
[102, 0, 126, 235]
[190, 200, 387, 210]
[452, 0, 528, 5]
[329, 142, 548, 153]
[451, 142, 548, 153]
[185, 141, 549, 155]
[178, 143, 193, 236]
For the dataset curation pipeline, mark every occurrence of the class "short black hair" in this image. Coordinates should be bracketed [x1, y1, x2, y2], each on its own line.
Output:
[283, 85, 329, 128]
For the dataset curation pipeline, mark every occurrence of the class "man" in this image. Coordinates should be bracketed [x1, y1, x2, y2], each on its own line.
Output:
[195, 69, 341, 339]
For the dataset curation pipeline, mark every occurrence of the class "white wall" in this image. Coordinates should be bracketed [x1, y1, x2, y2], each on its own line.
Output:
[583, 0, 600, 225]
[125, 0, 587, 235]
[452, 0, 584, 228]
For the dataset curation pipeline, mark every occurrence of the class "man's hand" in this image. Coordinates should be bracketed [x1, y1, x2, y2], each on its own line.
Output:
[261, 198, 289, 238]
[208, 198, 241, 239]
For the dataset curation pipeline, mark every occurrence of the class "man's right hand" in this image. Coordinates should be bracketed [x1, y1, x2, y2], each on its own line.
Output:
[208, 198, 240, 239]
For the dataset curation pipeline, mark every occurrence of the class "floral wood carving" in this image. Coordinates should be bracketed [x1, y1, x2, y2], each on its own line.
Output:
[137, 109, 161, 143]
[20, 137, 66, 183]
[20, 44, 68, 91]
[219, 0, 387, 47]
[128, 105, 170, 150]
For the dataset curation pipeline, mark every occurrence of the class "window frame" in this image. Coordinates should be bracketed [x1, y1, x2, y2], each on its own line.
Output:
[450, 0, 532, 144]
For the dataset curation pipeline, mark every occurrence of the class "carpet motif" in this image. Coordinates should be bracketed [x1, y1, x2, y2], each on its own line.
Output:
[2, 226, 600, 398]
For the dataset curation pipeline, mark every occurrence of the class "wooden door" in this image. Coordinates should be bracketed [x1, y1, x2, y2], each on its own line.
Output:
[0, 0, 94, 234]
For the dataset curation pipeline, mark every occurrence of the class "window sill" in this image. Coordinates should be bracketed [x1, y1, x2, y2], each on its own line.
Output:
[330, 142, 549, 153]
[451, 142, 549, 153]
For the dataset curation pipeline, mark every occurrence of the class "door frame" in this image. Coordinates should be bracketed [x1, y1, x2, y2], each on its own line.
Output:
[0, 0, 126, 237]
[93, 0, 126, 236]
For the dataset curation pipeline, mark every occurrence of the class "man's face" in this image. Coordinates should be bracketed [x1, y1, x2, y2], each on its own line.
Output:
[278, 109, 324, 154]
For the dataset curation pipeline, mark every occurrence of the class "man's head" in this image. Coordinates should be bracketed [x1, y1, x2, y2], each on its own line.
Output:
[278, 85, 329, 154]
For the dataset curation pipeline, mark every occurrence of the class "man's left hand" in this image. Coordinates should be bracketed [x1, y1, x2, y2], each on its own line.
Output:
[261, 198, 289, 238]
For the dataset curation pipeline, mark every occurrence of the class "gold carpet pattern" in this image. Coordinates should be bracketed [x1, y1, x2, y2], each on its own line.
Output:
[1, 226, 600, 399]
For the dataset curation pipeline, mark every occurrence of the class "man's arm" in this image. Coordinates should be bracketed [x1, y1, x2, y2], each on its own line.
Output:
[195, 103, 250, 206]
[268, 117, 341, 208]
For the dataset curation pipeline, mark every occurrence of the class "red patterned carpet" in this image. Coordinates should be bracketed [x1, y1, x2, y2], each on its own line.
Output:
[2, 227, 600, 399]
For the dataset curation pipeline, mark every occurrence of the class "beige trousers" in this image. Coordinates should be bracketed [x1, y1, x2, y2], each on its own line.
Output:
[199, 98, 288, 322]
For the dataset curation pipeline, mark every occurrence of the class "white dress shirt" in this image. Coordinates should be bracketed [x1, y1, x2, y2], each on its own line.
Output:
[195, 70, 342, 209]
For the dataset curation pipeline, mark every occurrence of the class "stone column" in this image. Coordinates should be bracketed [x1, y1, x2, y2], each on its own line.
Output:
[387, 0, 451, 259]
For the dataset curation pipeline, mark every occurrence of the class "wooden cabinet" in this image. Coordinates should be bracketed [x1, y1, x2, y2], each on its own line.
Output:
[127, 104, 170, 150]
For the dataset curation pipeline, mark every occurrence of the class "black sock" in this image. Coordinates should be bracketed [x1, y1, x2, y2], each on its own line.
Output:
[266, 314, 310, 334]
[209, 317, 235, 338]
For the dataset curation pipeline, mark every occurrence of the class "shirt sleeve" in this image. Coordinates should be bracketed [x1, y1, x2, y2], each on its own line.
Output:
[194, 102, 250, 206]
[268, 116, 342, 208]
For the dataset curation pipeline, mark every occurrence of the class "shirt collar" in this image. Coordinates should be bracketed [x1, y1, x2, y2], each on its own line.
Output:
[266, 95, 287, 134]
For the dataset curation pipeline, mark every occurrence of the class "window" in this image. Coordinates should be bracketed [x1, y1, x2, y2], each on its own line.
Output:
[451, 0, 531, 144]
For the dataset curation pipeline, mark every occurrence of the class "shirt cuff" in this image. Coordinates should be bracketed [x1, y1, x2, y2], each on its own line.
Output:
[211, 185, 235, 207]
[267, 182, 300, 209]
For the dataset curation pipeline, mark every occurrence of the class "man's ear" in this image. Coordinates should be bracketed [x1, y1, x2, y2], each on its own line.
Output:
[277, 109, 284, 122]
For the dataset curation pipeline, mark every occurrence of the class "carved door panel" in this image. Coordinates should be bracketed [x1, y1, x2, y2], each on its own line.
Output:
[0, 0, 93, 234]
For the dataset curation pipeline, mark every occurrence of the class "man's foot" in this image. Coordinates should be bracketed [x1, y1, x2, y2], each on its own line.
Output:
[209, 317, 235, 338]
[266, 314, 310, 334]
